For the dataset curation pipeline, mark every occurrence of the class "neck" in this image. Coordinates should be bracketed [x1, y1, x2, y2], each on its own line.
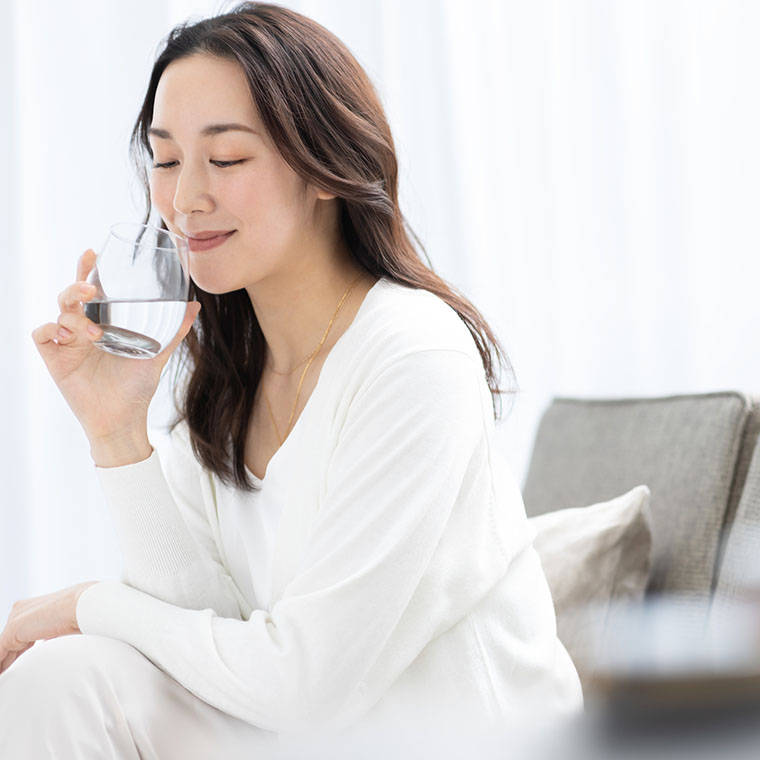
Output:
[246, 243, 369, 374]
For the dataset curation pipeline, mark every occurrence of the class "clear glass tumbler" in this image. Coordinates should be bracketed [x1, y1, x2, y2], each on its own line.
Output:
[84, 222, 190, 359]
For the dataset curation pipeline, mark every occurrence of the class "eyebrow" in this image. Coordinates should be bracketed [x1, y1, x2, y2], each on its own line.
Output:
[148, 123, 259, 139]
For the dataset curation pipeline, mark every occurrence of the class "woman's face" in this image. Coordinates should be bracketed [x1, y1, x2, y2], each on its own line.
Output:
[148, 53, 329, 294]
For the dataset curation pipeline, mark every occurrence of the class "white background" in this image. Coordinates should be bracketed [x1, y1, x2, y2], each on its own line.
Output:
[2, 0, 759, 619]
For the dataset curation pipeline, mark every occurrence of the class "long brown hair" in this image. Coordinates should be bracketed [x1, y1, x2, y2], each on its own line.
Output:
[130, 1, 516, 492]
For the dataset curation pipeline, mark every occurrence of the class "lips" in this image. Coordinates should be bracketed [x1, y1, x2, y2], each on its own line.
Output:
[186, 230, 236, 252]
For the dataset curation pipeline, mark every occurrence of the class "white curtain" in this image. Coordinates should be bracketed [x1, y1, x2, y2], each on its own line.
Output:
[3, 0, 759, 620]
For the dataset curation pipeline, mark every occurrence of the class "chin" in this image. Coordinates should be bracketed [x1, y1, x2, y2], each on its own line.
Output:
[189, 272, 241, 296]
[194, 281, 245, 297]
[187, 258, 239, 295]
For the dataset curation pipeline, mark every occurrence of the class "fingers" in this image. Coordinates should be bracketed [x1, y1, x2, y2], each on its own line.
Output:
[76, 248, 97, 282]
[58, 250, 98, 315]
[56, 312, 103, 347]
[0, 642, 33, 675]
[0, 628, 20, 674]
[31, 322, 67, 361]
[31, 316, 103, 360]
[57, 281, 96, 315]
[155, 301, 201, 364]
[37, 249, 100, 360]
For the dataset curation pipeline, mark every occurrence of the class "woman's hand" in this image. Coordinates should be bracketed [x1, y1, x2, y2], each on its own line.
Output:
[0, 581, 99, 675]
[31, 249, 201, 444]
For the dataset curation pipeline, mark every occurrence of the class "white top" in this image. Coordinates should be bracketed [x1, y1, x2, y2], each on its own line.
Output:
[76, 277, 582, 742]
[218, 463, 281, 611]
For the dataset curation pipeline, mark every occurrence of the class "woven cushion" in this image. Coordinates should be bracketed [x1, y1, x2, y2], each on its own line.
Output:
[715, 420, 760, 601]
[522, 393, 750, 596]
[713, 397, 760, 581]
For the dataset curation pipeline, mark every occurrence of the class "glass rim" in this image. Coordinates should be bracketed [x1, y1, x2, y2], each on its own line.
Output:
[108, 221, 187, 251]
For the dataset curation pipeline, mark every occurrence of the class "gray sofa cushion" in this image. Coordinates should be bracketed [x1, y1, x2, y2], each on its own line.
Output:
[719, 396, 760, 551]
[715, 413, 760, 601]
[522, 393, 750, 596]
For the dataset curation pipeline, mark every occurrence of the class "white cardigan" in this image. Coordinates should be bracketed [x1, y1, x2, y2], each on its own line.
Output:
[76, 277, 582, 741]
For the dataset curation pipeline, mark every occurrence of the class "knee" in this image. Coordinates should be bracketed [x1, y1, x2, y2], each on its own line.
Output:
[0, 634, 143, 706]
[0, 635, 155, 752]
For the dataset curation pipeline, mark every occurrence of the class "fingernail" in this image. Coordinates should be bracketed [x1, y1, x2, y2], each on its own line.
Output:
[58, 326, 73, 338]
[87, 324, 101, 336]
[79, 284, 94, 296]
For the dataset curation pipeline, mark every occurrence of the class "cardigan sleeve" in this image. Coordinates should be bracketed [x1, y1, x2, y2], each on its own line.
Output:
[77, 348, 500, 735]
[94, 422, 249, 619]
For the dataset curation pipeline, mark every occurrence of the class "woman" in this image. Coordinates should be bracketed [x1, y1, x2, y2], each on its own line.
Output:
[0, 2, 581, 756]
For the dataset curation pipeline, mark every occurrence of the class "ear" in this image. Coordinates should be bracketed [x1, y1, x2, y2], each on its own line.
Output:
[315, 188, 337, 201]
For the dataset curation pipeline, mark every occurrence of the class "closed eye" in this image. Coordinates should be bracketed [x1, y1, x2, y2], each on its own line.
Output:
[151, 160, 247, 169]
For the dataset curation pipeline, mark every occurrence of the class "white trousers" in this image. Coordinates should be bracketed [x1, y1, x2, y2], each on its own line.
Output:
[0, 633, 275, 759]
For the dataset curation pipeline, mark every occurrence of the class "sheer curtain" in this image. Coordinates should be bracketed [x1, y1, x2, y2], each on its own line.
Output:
[3, 0, 759, 620]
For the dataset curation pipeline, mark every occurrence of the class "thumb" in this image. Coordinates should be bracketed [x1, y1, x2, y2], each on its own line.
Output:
[156, 300, 201, 364]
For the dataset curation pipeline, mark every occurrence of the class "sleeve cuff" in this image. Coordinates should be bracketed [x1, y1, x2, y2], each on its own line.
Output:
[76, 580, 169, 640]
[76, 580, 127, 635]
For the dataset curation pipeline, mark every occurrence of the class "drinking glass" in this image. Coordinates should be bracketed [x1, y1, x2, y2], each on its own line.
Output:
[84, 222, 190, 359]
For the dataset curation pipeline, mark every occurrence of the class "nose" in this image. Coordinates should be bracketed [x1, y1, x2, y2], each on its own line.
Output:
[172, 161, 213, 216]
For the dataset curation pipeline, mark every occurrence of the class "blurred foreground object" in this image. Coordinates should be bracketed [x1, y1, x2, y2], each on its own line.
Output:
[538, 595, 760, 760]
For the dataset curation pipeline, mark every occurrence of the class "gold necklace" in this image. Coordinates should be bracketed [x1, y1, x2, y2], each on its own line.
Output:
[265, 353, 311, 376]
[263, 272, 365, 446]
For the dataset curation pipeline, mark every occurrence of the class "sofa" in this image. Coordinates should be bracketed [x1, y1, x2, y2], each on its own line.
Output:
[519, 390, 760, 755]
[522, 390, 760, 602]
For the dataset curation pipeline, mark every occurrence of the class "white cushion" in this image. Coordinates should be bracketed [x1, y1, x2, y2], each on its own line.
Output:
[530, 485, 653, 677]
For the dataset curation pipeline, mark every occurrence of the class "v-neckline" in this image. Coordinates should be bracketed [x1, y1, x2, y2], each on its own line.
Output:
[244, 276, 386, 484]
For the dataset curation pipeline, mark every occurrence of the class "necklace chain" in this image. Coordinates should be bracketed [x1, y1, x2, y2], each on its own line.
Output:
[263, 272, 366, 446]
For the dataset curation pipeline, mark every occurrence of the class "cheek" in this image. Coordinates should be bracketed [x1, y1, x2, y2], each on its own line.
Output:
[149, 174, 174, 217]
[223, 174, 261, 216]
[232, 172, 309, 238]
